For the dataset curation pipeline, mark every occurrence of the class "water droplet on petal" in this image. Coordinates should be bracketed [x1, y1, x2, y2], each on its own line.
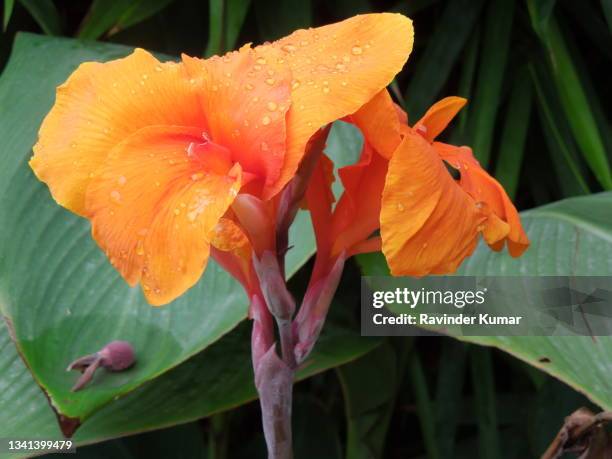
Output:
[351, 46, 363, 55]
[118, 175, 127, 186]
[110, 190, 122, 203]
[256, 57, 266, 65]
[261, 115, 271, 126]
[267, 101, 277, 111]
[282, 44, 297, 52]
[265, 78, 275, 85]
[396, 202, 405, 212]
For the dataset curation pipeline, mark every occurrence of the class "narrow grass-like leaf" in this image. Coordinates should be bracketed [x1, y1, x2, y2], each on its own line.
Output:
[602, 0, 612, 33]
[392, 0, 441, 17]
[404, 0, 485, 119]
[19, 0, 61, 35]
[205, 0, 251, 57]
[409, 352, 440, 459]
[204, 0, 224, 56]
[434, 341, 468, 459]
[527, 1, 612, 189]
[470, 347, 500, 459]
[494, 68, 533, 199]
[561, 0, 612, 61]
[225, 0, 251, 51]
[78, 0, 173, 40]
[530, 64, 590, 196]
[3, 0, 14, 30]
[337, 342, 397, 459]
[451, 25, 480, 144]
[255, 0, 311, 41]
[467, 0, 514, 166]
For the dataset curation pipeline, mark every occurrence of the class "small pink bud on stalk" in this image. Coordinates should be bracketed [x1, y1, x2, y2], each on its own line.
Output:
[66, 340, 135, 392]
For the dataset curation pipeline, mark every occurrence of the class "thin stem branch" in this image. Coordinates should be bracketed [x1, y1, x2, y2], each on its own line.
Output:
[276, 317, 297, 369]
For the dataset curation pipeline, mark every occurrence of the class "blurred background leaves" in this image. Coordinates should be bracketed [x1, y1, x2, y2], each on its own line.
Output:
[1, 0, 611, 458]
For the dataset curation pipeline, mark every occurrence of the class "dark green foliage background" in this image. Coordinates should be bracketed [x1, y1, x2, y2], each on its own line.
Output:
[1, 0, 611, 458]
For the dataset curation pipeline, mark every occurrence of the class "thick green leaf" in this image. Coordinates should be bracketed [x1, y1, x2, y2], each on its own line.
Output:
[359, 192, 612, 411]
[18, 0, 61, 35]
[3, 0, 14, 30]
[455, 192, 612, 411]
[528, 2, 612, 189]
[0, 32, 314, 433]
[78, 0, 174, 40]
[404, 0, 485, 119]
[466, 0, 514, 166]
[0, 317, 379, 458]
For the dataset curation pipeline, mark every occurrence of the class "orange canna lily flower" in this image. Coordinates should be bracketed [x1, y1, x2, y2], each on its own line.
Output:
[29, 14, 414, 305]
[307, 91, 529, 276]
[381, 96, 529, 275]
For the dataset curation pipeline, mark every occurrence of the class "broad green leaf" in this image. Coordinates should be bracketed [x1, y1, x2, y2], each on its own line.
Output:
[205, 0, 252, 58]
[0, 318, 379, 458]
[3, 0, 14, 30]
[359, 192, 612, 411]
[78, 0, 174, 40]
[0, 32, 314, 435]
[494, 68, 532, 199]
[19, 0, 61, 35]
[527, 2, 612, 189]
[466, 0, 514, 166]
[404, 0, 485, 119]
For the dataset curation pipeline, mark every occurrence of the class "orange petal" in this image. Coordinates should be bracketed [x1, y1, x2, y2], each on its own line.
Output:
[305, 153, 336, 253]
[30, 49, 205, 216]
[381, 132, 487, 276]
[85, 126, 241, 305]
[182, 45, 291, 191]
[348, 89, 402, 158]
[414, 96, 466, 142]
[434, 142, 530, 256]
[209, 217, 250, 252]
[332, 143, 388, 255]
[262, 13, 414, 199]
